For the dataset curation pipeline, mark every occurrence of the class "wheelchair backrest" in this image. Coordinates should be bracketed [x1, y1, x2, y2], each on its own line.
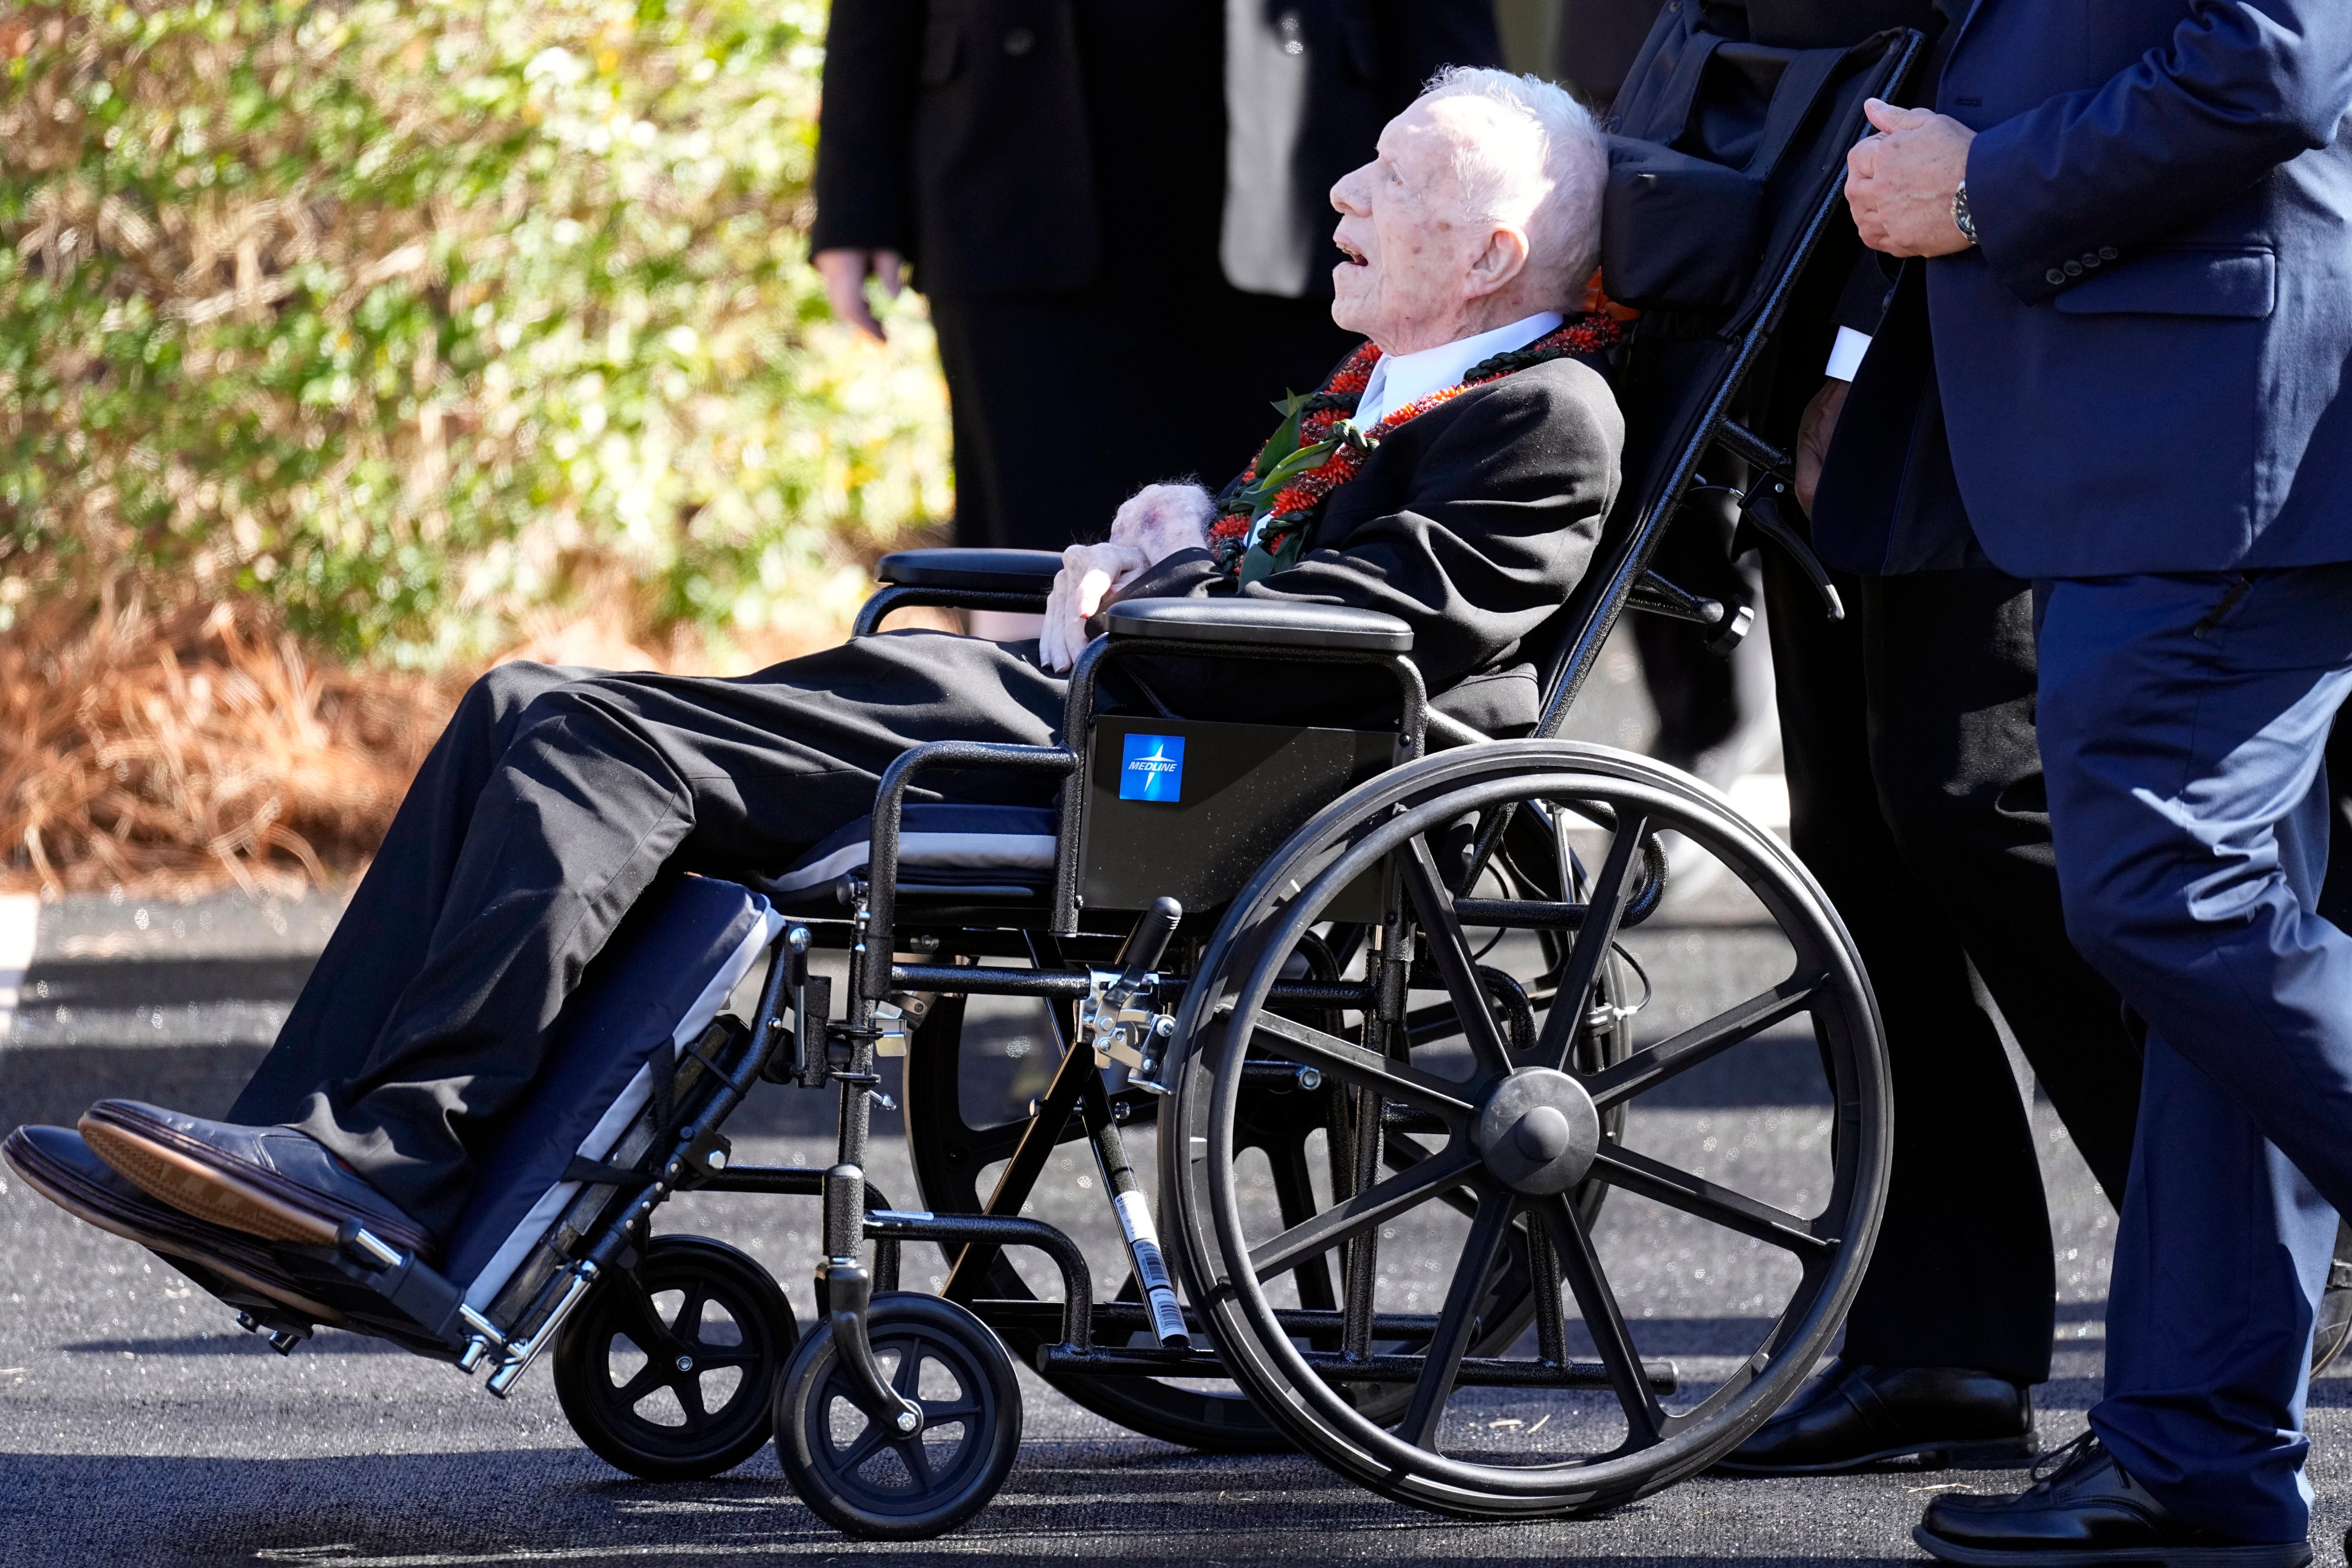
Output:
[1521, 14, 1921, 734]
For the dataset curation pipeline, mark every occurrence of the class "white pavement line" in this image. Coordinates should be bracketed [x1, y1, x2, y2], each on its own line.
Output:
[1728, 770, 1791, 833]
[0, 892, 37, 1037]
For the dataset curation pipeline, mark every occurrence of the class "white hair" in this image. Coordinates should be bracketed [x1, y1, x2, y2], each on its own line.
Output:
[1417, 66, 1607, 303]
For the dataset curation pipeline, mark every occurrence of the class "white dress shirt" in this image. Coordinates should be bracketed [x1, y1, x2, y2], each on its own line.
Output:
[1824, 325, 1873, 381]
[1351, 311, 1564, 430]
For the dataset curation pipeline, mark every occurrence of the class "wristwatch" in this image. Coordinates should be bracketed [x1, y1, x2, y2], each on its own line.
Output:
[1952, 181, 1979, 247]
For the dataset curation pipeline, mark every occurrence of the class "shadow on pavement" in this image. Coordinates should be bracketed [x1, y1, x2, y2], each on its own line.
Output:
[0, 1445, 1939, 1567]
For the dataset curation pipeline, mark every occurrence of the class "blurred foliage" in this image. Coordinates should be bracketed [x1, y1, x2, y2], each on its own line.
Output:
[0, 0, 950, 668]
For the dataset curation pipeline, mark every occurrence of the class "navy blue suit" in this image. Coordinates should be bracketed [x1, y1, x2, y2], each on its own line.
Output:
[1848, 0, 2352, 1541]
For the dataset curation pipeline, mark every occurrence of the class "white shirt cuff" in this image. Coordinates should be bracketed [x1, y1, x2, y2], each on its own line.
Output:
[1824, 326, 1873, 382]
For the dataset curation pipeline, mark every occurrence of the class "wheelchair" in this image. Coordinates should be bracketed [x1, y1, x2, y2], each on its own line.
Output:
[171, 18, 1944, 1542]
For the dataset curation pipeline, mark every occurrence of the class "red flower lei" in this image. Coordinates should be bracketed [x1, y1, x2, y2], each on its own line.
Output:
[1207, 311, 1624, 581]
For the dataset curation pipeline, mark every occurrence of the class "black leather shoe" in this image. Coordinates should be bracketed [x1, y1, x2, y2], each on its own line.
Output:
[4, 1124, 346, 1323]
[1916, 1433, 2311, 1567]
[78, 1100, 435, 1260]
[1715, 1360, 2037, 1475]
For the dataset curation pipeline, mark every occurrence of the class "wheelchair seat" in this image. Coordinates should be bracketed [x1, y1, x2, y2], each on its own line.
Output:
[765, 803, 1057, 906]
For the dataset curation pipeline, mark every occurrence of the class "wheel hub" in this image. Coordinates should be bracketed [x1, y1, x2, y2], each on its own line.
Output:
[1473, 1068, 1601, 1194]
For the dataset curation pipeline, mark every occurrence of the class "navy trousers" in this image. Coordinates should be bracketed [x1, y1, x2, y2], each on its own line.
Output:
[2034, 565, 2352, 1542]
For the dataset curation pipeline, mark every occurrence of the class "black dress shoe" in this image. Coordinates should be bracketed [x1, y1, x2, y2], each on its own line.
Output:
[1715, 1360, 2037, 1475]
[4, 1124, 347, 1324]
[1916, 1433, 2311, 1568]
[78, 1100, 435, 1260]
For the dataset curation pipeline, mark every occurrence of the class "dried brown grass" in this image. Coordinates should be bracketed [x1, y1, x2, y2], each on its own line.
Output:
[0, 578, 956, 900]
[0, 591, 458, 900]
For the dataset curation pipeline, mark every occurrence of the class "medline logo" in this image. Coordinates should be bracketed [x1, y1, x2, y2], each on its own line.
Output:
[1119, 733, 1186, 803]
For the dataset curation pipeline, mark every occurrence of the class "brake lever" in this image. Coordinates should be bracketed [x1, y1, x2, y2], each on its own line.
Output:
[1736, 479, 1845, 623]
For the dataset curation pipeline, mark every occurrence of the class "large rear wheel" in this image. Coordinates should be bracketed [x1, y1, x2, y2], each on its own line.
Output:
[1160, 740, 1891, 1517]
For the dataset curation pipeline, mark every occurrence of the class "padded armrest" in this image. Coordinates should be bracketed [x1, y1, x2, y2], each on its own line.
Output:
[1105, 597, 1413, 653]
[876, 548, 1063, 591]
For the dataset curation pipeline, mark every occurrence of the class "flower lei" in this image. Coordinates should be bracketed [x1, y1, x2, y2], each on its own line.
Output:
[1207, 311, 1625, 582]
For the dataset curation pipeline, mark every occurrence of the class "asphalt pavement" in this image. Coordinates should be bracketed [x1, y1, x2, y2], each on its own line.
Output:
[6, 634, 2349, 1567]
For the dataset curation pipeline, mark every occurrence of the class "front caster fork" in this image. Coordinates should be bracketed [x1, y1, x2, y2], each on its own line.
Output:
[817, 1163, 923, 1436]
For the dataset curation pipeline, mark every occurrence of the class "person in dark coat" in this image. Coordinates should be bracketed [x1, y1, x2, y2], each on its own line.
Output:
[7, 74, 1624, 1286]
[1812, 0, 2352, 1556]
[810, 1, 1504, 553]
[1626, 0, 2151, 1478]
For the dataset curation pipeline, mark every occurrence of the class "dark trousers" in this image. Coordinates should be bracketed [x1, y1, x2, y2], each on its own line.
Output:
[930, 285, 1353, 551]
[1762, 555, 2144, 1385]
[2037, 566, 2352, 1543]
[229, 632, 1066, 1236]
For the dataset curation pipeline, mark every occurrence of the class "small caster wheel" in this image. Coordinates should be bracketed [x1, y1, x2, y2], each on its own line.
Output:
[774, 1292, 1020, 1540]
[552, 1234, 797, 1480]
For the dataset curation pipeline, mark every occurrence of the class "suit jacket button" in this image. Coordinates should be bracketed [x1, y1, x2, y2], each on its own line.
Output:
[2083, 253, 2101, 268]
[2099, 245, 2120, 261]
[2063, 260, 2083, 277]
[1003, 26, 1036, 55]
[2046, 267, 2067, 285]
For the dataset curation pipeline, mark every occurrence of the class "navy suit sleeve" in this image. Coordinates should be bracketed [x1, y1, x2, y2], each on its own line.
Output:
[810, 0, 923, 257]
[1967, 0, 2352, 304]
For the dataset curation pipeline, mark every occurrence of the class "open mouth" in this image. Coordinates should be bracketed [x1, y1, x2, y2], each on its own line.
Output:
[1335, 238, 1368, 266]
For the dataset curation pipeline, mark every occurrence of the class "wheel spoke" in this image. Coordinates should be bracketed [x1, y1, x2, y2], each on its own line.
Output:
[1588, 1144, 1832, 1255]
[896, 1434, 935, 1488]
[1395, 1186, 1515, 1450]
[1536, 1194, 1666, 1447]
[1532, 810, 1650, 1071]
[835, 1421, 891, 1473]
[887, 1337, 926, 1397]
[674, 1367, 708, 1420]
[923, 1401, 985, 1424]
[1248, 1144, 1484, 1280]
[614, 1361, 668, 1406]
[1400, 836, 1514, 1076]
[1243, 1008, 1476, 1123]
[1383, 1130, 1485, 1222]
[1583, 971, 1823, 1110]
[668, 1286, 708, 1338]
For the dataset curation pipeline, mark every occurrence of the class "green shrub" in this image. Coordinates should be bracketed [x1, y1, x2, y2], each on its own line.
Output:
[0, 0, 949, 667]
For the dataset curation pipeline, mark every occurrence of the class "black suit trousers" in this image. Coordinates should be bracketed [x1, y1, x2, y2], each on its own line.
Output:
[1763, 554, 2143, 1385]
[227, 633, 1067, 1237]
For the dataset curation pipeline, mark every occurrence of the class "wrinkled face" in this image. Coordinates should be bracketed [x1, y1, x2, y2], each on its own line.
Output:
[1328, 97, 1511, 355]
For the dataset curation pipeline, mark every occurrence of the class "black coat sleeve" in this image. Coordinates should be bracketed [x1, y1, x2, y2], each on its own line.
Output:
[811, 0, 923, 257]
[1109, 359, 1624, 702]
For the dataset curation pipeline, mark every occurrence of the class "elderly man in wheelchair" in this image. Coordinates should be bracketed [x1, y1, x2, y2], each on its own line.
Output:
[15, 63, 1617, 1359]
[8, 48, 1904, 1541]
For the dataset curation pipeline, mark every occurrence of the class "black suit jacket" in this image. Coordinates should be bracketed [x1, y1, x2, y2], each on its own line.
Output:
[1106, 354, 1625, 734]
[813, 0, 1501, 299]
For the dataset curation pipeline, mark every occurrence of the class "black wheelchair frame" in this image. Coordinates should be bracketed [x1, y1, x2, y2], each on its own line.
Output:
[210, 20, 1937, 1541]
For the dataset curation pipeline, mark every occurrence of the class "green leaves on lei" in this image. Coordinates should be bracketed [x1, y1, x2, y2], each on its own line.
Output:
[1217, 390, 1374, 584]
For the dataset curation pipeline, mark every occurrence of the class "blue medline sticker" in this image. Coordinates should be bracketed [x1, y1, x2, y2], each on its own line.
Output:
[1119, 733, 1186, 802]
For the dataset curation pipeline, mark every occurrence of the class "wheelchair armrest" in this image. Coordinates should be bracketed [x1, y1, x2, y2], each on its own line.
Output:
[1103, 597, 1414, 654]
[875, 548, 1064, 591]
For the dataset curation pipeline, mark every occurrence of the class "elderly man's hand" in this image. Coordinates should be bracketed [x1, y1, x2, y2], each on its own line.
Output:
[1037, 484, 1217, 673]
[1041, 540, 1150, 672]
[1107, 482, 1215, 563]
[1845, 99, 1976, 258]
